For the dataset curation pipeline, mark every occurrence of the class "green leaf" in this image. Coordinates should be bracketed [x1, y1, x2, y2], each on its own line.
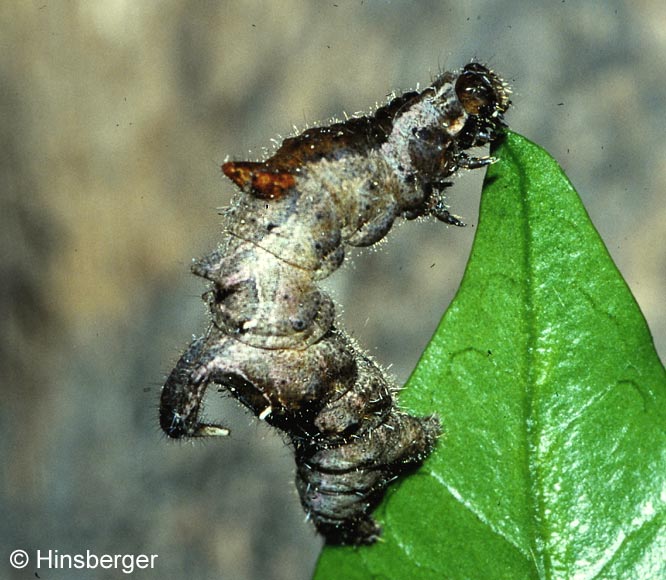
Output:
[314, 131, 666, 579]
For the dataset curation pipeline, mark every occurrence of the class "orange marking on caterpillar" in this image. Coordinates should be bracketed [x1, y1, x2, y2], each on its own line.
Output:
[222, 161, 296, 200]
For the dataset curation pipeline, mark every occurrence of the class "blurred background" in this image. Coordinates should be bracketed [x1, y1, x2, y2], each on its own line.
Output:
[2, 1, 665, 579]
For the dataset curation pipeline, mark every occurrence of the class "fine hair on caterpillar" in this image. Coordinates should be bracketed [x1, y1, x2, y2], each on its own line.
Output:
[159, 62, 511, 545]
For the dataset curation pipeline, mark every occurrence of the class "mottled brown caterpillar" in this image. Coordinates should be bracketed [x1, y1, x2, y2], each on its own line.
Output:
[160, 63, 511, 545]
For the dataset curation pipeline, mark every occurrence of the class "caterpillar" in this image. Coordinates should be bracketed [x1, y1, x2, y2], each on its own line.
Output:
[159, 62, 511, 545]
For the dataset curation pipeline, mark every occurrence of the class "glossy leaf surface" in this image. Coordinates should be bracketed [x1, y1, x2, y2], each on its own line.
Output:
[315, 132, 666, 579]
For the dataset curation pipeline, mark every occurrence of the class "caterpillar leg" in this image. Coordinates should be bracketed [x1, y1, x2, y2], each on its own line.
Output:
[457, 152, 495, 169]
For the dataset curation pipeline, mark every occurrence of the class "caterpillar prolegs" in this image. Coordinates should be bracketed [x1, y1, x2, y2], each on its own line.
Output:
[159, 62, 511, 545]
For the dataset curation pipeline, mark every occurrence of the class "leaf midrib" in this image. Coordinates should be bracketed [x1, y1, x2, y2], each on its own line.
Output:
[505, 141, 548, 579]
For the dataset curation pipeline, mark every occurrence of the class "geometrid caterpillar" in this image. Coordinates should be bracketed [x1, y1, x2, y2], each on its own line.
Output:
[160, 62, 511, 545]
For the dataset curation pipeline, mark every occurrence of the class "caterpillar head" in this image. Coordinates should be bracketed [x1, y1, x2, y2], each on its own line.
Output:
[454, 62, 511, 148]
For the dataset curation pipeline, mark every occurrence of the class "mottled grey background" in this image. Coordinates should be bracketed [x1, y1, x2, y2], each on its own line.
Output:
[2, 1, 665, 579]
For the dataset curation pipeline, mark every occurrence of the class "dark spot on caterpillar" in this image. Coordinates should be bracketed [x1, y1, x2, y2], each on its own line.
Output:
[160, 62, 510, 545]
[213, 286, 231, 303]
